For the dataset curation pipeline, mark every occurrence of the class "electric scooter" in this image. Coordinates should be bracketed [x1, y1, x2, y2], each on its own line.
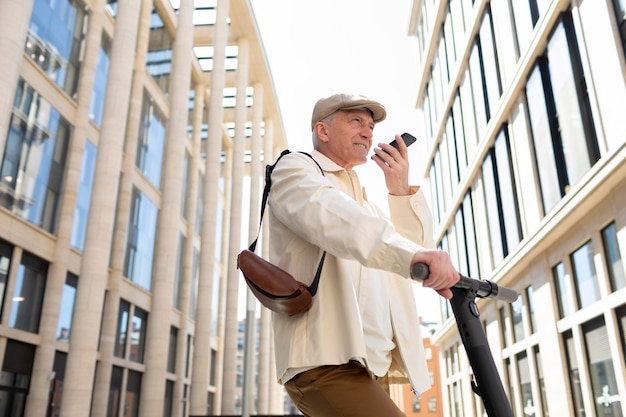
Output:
[412, 263, 518, 417]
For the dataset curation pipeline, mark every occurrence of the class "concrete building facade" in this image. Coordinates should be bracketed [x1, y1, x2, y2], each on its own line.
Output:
[409, 0, 626, 416]
[0, 0, 286, 416]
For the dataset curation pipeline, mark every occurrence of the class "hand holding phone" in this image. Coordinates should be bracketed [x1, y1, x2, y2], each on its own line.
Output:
[387, 132, 417, 152]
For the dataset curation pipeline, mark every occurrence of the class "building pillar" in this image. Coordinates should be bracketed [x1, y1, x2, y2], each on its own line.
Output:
[139, 0, 195, 415]
[89, 0, 153, 415]
[24, 1, 106, 416]
[0, 0, 34, 161]
[221, 37, 249, 415]
[171, 80, 206, 417]
[189, 0, 231, 413]
[242, 82, 263, 417]
[59, 1, 142, 415]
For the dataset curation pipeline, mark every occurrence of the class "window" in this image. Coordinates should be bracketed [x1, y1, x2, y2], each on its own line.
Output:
[482, 129, 522, 267]
[553, 262, 570, 318]
[107, 366, 123, 417]
[0, 340, 35, 416]
[525, 14, 600, 214]
[511, 296, 524, 342]
[535, 347, 549, 416]
[57, 273, 78, 342]
[189, 248, 199, 320]
[25, 0, 87, 95]
[602, 222, 625, 291]
[115, 300, 130, 358]
[49, 351, 67, 416]
[1, 79, 71, 233]
[124, 187, 159, 291]
[71, 140, 97, 251]
[428, 397, 437, 412]
[167, 327, 178, 373]
[583, 318, 622, 416]
[0, 241, 13, 320]
[451, 94, 469, 177]
[454, 192, 479, 278]
[618, 305, 626, 367]
[500, 306, 511, 347]
[164, 380, 174, 417]
[136, 91, 166, 189]
[517, 352, 539, 415]
[180, 153, 190, 219]
[147, 9, 173, 96]
[564, 331, 585, 416]
[9, 252, 47, 333]
[173, 233, 186, 309]
[526, 286, 537, 334]
[90, 34, 111, 126]
[130, 308, 147, 363]
[571, 241, 601, 309]
[412, 397, 421, 412]
[611, 0, 626, 57]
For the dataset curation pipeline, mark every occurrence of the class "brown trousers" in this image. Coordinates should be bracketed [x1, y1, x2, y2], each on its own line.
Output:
[284, 361, 406, 417]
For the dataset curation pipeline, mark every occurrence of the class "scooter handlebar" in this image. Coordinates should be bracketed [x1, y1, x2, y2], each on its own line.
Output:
[411, 262, 519, 303]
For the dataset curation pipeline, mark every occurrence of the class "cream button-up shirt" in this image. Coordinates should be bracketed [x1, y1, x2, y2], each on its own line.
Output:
[267, 150, 435, 394]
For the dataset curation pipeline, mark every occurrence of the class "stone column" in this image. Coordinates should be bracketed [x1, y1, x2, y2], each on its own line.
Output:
[139, 0, 195, 415]
[89, 0, 153, 415]
[0, 0, 34, 160]
[221, 37, 249, 415]
[189, 0, 231, 413]
[59, 0, 141, 415]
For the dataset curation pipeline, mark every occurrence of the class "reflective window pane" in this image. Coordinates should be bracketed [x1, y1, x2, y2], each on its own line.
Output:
[525, 67, 561, 213]
[583, 319, 623, 417]
[0, 240, 13, 318]
[511, 296, 524, 342]
[71, 140, 97, 251]
[546, 22, 598, 187]
[9, 252, 47, 333]
[147, 9, 173, 96]
[602, 222, 625, 291]
[124, 188, 158, 291]
[56, 273, 77, 342]
[115, 300, 130, 358]
[564, 331, 585, 416]
[90, 35, 111, 126]
[571, 241, 600, 309]
[136, 91, 166, 189]
[1, 79, 70, 233]
[129, 308, 147, 363]
[25, 0, 87, 95]
[553, 262, 570, 318]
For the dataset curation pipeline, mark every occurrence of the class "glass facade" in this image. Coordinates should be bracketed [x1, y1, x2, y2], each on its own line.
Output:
[419, 1, 626, 415]
[123, 188, 158, 291]
[1, 79, 70, 233]
[9, 252, 47, 333]
[0, 0, 286, 415]
[25, 0, 87, 96]
[71, 140, 97, 251]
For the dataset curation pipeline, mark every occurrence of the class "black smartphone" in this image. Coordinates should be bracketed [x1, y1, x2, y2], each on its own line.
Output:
[387, 132, 417, 152]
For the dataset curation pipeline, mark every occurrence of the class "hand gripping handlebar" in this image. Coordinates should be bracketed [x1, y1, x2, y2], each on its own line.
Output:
[411, 262, 519, 303]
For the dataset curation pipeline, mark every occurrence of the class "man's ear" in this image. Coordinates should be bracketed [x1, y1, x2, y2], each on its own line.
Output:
[314, 122, 329, 143]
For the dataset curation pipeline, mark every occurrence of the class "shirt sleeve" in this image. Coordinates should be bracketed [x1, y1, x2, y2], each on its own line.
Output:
[268, 152, 423, 278]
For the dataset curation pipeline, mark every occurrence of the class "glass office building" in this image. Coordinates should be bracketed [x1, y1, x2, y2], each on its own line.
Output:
[0, 0, 286, 416]
[410, 0, 626, 416]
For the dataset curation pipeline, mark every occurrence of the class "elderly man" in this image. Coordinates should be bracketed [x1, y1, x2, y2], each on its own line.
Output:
[267, 93, 459, 416]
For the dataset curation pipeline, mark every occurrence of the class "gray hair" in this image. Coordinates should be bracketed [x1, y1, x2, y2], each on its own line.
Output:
[311, 113, 336, 150]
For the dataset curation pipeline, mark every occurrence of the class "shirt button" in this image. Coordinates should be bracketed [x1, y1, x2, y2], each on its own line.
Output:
[392, 264, 401, 273]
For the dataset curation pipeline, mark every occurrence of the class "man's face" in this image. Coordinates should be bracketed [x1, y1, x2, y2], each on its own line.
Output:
[318, 109, 375, 171]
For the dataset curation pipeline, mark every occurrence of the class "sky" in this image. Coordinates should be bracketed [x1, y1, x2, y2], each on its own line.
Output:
[246, 0, 444, 323]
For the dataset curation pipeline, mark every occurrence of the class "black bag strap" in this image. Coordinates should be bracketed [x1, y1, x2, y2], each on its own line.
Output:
[248, 150, 326, 295]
